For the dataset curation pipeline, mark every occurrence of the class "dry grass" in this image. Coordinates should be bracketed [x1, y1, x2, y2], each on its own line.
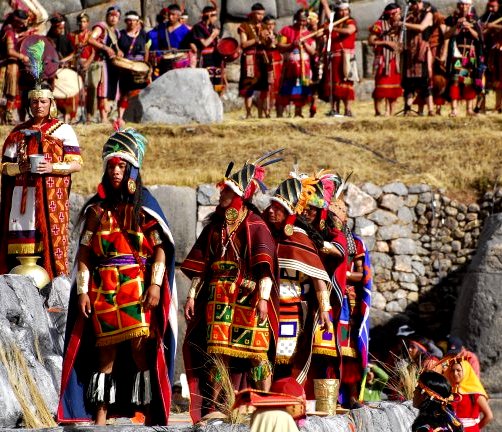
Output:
[1, 98, 501, 200]
[0, 338, 57, 428]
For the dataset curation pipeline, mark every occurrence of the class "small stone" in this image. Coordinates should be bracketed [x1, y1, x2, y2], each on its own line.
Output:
[386, 300, 405, 313]
[466, 213, 478, 221]
[392, 271, 417, 283]
[397, 298, 408, 309]
[456, 256, 467, 264]
[355, 218, 377, 237]
[361, 235, 376, 252]
[377, 224, 413, 241]
[465, 220, 481, 231]
[394, 288, 407, 299]
[382, 182, 408, 196]
[390, 238, 417, 255]
[445, 206, 458, 216]
[394, 255, 413, 272]
[444, 216, 459, 230]
[372, 291, 387, 310]
[398, 207, 415, 224]
[440, 245, 453, 253]
[372, 252, 393, 269]
[411, 261, 426, 276]
[367, 209, 398, 226]
[380, 194, 405, 212]
[346, 183, 377, 217]
[415, 203, 427, 216]
[458, 203, 467, 213]
[418, 276, 429, 287]
[405, 195, 419, 207]
[468, 203, 480, 212]
[457, 213, 466, 222]
[418, 216, 428, 225]
[378, 281, 400, 292]
[442, 196, 451, 205]
[402, 282, 419, 292]
[408, 184, 431, 194]
[361, 182, 383, 199]
[375, 241, 389, 252]
[419, 192, 433, 203]
[451, 241, 462, 252]
[420, 235, 431, 242]
[408, 291, 419, 302]
[383, 291, 394, 301]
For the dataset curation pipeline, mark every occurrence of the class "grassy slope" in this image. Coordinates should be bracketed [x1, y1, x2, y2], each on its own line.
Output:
[1, 99, 501, 200]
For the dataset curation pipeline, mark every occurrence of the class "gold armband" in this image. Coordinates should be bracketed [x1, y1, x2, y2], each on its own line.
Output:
[258, 277, 272, 301]
[316, 290, 331, 312]
[51, 162, 72, 175]
[2, 162, 21, 176]
[77, 270, 90, 295]
[151, 261, 166, 286]
[80, 230, 94, 246]
[187, 277, 201, 299]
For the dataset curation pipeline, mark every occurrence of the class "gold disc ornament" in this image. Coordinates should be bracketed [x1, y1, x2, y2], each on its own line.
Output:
[225, 207, 239, 224]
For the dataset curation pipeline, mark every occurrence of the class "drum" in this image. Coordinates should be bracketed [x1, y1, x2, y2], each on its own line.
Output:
[217, 37, 241, 63]
[162, 51, 191, 70]
[53, 68, 83, 99]
[19, 35, 59, 79]
[111, 57, 150, 84]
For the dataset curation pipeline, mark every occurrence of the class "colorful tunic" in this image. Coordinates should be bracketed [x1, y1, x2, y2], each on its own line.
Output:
[118, 29, 151, 94]
[58, 190, 177, 425]
[0, 24, 22, 111]
[181, 210, 279, 423]
[321, 18, 358, 101]
[403, 9, 433, 98]
[369, 19, 403, 100]
[278, 26, 313, 106]
[452, 393, 481, 431]
[191, 21, 224, 92]
[0, 118, 82, 278]
[445, 14, 483, 100]
[238, 22, 269, 96]
[274, 228, 332, 384]
[265, 39, 283, 106]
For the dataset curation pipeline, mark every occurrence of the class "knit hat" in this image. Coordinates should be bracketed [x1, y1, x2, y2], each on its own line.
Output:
[100, 128, 147, 196]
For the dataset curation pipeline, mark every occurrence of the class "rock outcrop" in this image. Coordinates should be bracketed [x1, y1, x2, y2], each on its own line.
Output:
[451, 213, 502, 394]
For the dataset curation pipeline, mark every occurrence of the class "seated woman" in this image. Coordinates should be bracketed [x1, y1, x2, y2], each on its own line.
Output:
[412, 370, 463, 432]
[444, 358, 493, 431]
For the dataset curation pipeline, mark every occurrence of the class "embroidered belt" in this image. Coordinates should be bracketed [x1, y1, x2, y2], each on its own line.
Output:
[99, 255, 147, 267]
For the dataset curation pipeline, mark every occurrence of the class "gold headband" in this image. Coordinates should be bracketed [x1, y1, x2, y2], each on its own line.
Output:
[417, 381, 454, 405]
[28, 89, 54, 99]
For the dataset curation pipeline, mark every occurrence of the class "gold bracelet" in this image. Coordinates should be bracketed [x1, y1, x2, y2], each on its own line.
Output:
[2, 162, 21, 176]
[258, 277, 272, 301]
[77, 270, 90, 295]
[187, 277, 201, 299]
[316, 290, 331, 312]
[151, 261, 166, 286]
[52, 162, 72, 175]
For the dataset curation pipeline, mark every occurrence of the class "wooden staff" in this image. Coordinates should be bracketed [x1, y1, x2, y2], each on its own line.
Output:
[488, 15, 502, 26]
[299, 15, 349, 42]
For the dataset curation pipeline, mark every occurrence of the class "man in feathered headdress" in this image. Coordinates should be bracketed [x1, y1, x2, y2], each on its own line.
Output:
[58, 128, 177, 426]
[262, 175, 333, 394]
[0, 38, 82, 278]
[182, 152, 282, 423]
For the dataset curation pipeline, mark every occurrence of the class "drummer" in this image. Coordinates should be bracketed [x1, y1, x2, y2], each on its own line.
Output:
[88, 5, 122, 124]
[116, 10, 151, 128]
[0, 9, 31, 124]
[149, 4, 191, 76]
[190, 6, 224, 92]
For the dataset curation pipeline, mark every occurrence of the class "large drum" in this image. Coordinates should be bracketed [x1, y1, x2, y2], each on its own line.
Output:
[53, 68, 83, 99]
[162, 50, 191, 69]
[111, 57, 150, 84]
[217, 37, 241, 63]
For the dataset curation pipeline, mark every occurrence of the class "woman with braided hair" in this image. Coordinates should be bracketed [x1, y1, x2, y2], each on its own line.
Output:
[412, 370, 464, 432]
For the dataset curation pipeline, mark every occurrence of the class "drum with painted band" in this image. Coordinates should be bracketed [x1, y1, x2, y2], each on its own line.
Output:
[53, 68, 83, 99]
[217, 37, 241, 63]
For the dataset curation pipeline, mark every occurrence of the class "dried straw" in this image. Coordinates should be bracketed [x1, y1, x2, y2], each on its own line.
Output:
[0, 338, 56, 428]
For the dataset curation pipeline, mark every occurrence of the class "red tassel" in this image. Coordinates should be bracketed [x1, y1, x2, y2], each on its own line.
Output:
[97, 183, 106, 199]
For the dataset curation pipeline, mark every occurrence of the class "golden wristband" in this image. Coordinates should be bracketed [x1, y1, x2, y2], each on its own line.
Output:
[151, 262, 165, 286]
[258, 277, 272, 301]
[2, 162, 21, 176]
[317, 290, 331, 312]
[52, 162, 72, 175]
[77, 270, 90, 295]
[187, 277, 201, 299]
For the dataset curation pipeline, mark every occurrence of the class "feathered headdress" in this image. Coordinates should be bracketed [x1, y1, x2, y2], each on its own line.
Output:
[26, 39, 53, 100]
[221, 149, 285, 200]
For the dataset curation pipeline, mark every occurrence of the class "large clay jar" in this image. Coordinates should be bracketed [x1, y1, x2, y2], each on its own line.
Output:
[10, 256, 51, 289]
